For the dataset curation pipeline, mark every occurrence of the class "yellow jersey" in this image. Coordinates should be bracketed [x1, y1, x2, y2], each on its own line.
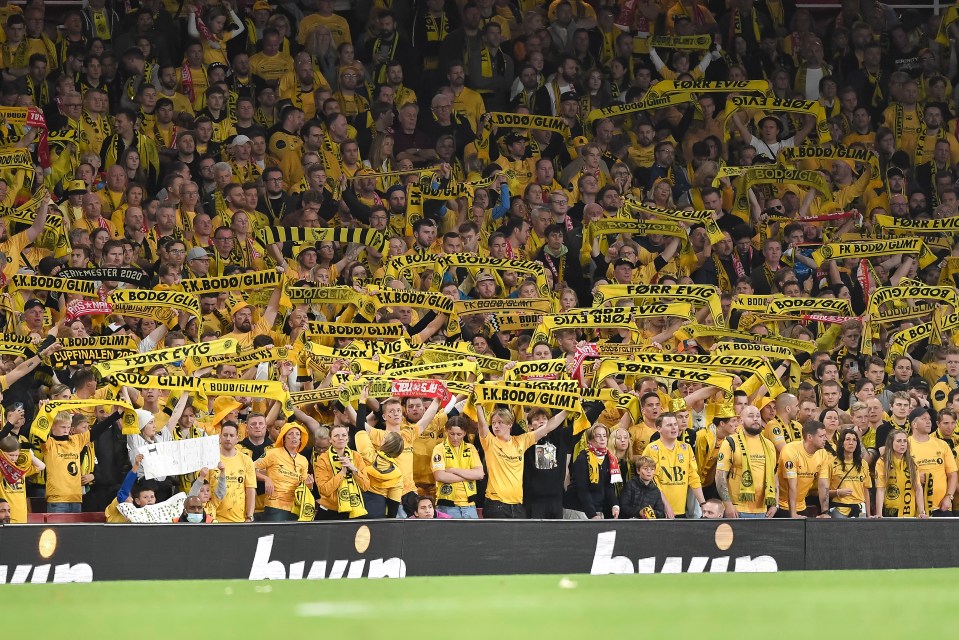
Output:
[776, 441, 828, 511]
[642, 439, 701, 514]
[209, 451, 256, 522]
[825, 454, 872, 516]
[43, 431, 89, 504]
[254, 446, 308, 511]
[479, 431, 536, 505]
[909, 435, 958, 510]
[369, 426, 416, 494]
[432, 439, 481, 507]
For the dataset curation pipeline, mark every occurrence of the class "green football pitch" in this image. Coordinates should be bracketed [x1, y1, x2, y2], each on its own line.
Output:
[5, 569, 954, 638]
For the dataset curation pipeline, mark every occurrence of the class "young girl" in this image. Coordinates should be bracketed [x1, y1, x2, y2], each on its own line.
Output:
[875, 430, 926, 518]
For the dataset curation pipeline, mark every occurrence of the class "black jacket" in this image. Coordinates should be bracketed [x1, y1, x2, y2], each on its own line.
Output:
[563, 449, 618, 519]
[618, 477, 666, 519]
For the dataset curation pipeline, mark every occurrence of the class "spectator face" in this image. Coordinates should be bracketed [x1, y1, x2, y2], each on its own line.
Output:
[415, 499, 435, 518]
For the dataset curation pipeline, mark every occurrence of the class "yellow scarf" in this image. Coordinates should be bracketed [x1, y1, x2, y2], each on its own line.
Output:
[587, 449, 605, 484]
[730, 432, 777, 507]
[292, 481, 316, 521]
[329, 447, 367, 518]
[712, 253, 731, 291]
[92, 9, 110, 40]
[480, 47, 493, 79]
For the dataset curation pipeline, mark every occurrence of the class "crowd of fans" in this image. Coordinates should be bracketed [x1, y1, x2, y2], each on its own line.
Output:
[0, 0, 957, 525]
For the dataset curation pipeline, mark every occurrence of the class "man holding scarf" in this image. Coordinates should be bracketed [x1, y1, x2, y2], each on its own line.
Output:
[715, 405, 778, 518]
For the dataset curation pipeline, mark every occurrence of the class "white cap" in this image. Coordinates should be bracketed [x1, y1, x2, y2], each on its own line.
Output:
[230, 135, 252, 147]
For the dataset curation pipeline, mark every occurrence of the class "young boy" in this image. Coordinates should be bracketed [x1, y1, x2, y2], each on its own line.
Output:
[617, 455, 666, 519]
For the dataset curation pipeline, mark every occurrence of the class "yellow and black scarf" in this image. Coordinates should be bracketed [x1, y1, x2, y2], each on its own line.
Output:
[329, 447, 366, 518]
[729, 432, 777, 507]
[437, 439, 476, 502]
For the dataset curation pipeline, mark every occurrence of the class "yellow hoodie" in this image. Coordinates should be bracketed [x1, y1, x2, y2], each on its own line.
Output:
[253, 422, 310, 511]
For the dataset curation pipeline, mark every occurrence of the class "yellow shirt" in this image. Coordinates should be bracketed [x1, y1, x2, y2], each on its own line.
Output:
[642, 439, 701, 514]
[479, 430, 536, 504]
[629, 422, 656, 459]
[297, 13, 352, 47]
[451, 87, 486, 134]
[776, 441, 828, 510]
[716, 433, 775, 514]
[250, 51, 295, 84]
[431, 440, 481, 506]
[875, 454, 921, 517]
[825, 454, 872, 515]
[0, 451, 38, 523]
[693, 426, 720, 487]
[209, 451, 256, 522]
[764, 415, 802, 448]
[104, 497, 128, 523]
[412, 413, 447, 486]
[909, 435, 959, 509]
[254, 446, 308, 511]
[43, 431, 90, 504]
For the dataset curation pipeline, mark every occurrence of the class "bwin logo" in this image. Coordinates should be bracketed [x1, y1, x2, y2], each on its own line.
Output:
[589, 529, 779, 574]
[0, 529, 93, 584]
[249, 527, 406, 580]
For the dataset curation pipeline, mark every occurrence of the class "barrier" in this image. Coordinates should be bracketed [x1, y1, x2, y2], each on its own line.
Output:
[6, 518, 953, 583]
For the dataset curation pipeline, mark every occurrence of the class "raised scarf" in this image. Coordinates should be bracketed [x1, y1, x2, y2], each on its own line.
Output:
[712, 254, 732, 291]
[329, 447, 367, 518]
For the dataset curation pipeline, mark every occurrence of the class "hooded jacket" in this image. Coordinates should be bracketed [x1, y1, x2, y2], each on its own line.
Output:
[253, 422, 310, 511]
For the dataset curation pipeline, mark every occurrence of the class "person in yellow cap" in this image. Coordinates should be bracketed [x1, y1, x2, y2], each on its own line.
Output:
[58, 179, 88, 222]
[694, 398, 739, 502]
[221, 278, 285, 350]
[254, 421, 312, 521]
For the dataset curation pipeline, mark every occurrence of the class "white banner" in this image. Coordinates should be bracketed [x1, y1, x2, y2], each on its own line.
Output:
[117, 493, 188, 523]
[138, 436, 220, 480]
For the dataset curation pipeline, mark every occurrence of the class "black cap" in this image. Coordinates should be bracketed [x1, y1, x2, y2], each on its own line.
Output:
[504, 131, 528, 145]
[560, 90, 579, 102]
[23, 299, 44, 312]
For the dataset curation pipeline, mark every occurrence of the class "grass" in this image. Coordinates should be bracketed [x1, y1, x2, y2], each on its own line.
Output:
[5, 569, 955, 638]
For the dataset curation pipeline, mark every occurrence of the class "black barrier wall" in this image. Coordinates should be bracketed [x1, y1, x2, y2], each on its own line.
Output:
[0, 520, 950, 583]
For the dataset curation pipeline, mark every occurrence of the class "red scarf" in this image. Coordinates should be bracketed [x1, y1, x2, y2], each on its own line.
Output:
[0, 453, 27, 485]
[181, 61, 194, 102]
[193, 7, 216, 43]
[588, 444, 622, 483]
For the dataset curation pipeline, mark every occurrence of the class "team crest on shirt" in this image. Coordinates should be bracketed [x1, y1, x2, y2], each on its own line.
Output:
[433, 453, 442, 463]
[677, 454, 684, 463]
[276, 139, 286, 149]
[785, 460, 794, 470]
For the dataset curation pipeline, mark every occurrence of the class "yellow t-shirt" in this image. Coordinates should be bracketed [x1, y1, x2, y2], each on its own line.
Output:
[451, 87, 486, 134]
[875, 454, 921, 517]
[297, 13, 352, 47]
[715, 433, 774, 514]
[629, 422, 656, 459]
[209, 451, 256, 522]
[0, 450, 38, 523]
[412, 413, 447, 486]
[43, 431, 90, 504]
[776, 441, 828, 511]
[479, 431, 536, 505]
[104, 497, 129, 523]
[825, 454, 872, 516]
[431, 440, 481, 507]
[642, 439, 701, 514]
[909, 435, 959, 510]
[254, 446, 308, 511]
[250, 51, 295, 84]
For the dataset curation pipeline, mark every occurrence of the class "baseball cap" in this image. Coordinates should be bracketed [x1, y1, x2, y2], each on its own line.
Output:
[252, 0, 272, 11]
[560, 90, 579, 102]
[229, 134, 252, 147]
[186, 247, 210, 261]
[475, 271, 496, 283]
[504, 131, 528, 145]
[23, 299, 44, 312]
[64, 180, 88, 196]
